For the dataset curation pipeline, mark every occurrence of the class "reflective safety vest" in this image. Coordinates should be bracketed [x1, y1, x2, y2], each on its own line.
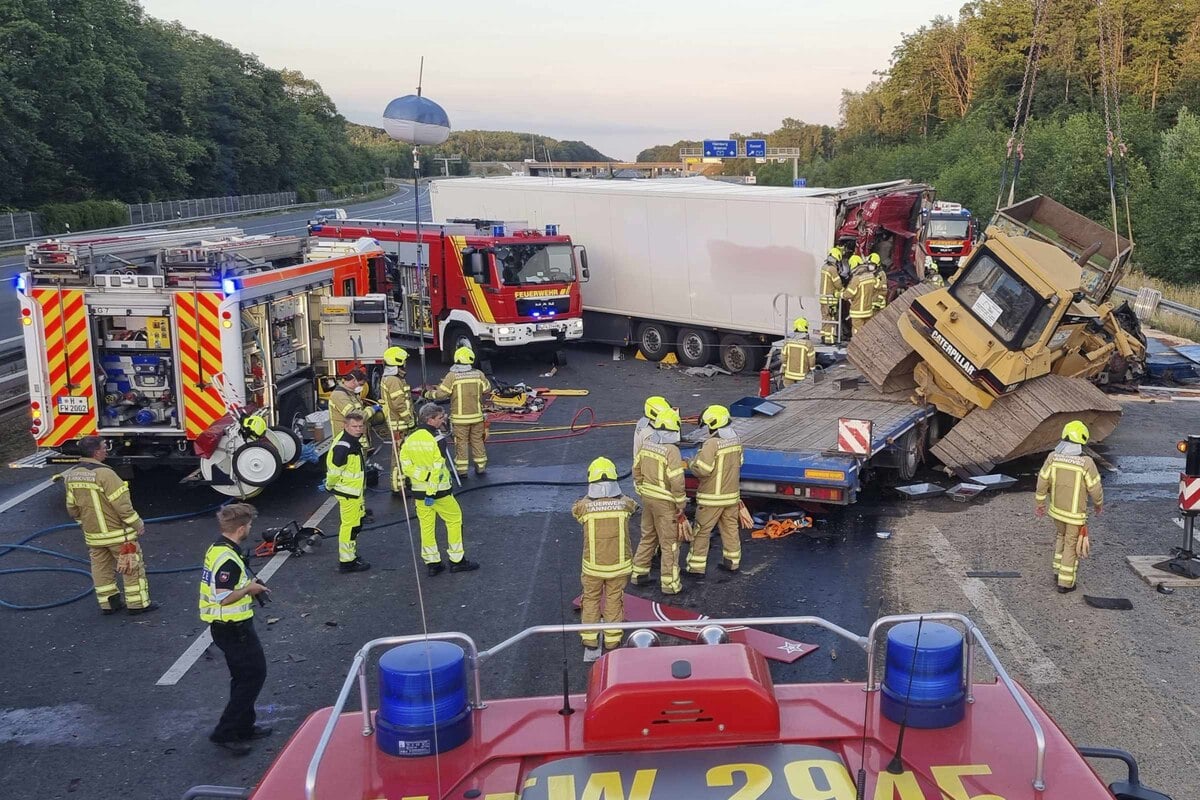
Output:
[399, 427, 453, 497]
[199, 540, 253, 623]
[819, 264, 843, 307]
[1035, 451, 1104, 525]
[691, 435, 744, 507]
[325, 432, 365, 498]
[842, 270, 876, 319]
[781, 337, 815, 381]
[633, 439, 686, 506]
[572, 495, 638, 578]
[434, 368, 492, 425]
[380, 374, 415, 431]
[63, 459, 142, 547]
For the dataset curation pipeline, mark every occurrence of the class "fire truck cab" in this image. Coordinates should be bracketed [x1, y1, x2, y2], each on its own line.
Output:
[308, 218, 586, 362]
[15, 228, 391, 498]
[920, 202, 975, 280]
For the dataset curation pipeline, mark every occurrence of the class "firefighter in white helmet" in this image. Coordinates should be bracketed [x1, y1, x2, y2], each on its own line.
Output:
[1035, 420, 1104, 593]
[431, 346, 493, 478]
[573, 456, 638, 661]
[380, 347, 416, 493]
[630, 406, 686, 595]
[686, 405, 745, 576]
[779, 318, 816, 386]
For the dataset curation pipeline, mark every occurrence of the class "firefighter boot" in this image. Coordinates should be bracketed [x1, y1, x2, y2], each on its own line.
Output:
[101, 594, 125, 616]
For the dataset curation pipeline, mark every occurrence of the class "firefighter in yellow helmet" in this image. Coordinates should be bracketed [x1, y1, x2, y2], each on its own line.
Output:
[819, 246, 845, 345]
[923, 258, 946, 288]
[328, 368, 380, 448]
[573, 456, 639, 662]
[842, 254, 875, 336]
[868, 252, 889, 313]
[380, 347, 416, 492]
[686, 405, 745, 577]
[325, 411, 370, 573]
[1035, 420, 1104, 593]
[780, 318, 816, 386]
[630, 407, 686, 595]
[431, 346, 493, 477]
[634, 396, 671, 460]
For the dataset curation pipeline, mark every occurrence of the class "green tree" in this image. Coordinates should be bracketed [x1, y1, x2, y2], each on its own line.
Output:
[1135, 108, 1200, 281]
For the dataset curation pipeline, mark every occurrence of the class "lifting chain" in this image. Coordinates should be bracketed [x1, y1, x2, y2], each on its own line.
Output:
[997, 0, 1051, 210]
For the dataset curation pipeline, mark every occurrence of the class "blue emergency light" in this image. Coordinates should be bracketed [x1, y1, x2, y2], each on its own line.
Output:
[545, 224, 558, 236]
[222, 278, 238, 296]
[880, 621, 966, 729]
[375, 641, 472, 757]
[15, 275, 26, 294]
[492, 225, 505, 237]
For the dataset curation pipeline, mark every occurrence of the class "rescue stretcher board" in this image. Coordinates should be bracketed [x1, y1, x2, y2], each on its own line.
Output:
[573, 592, 818, 663]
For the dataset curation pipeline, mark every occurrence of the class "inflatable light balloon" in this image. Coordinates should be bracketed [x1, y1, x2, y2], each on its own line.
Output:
[382, 95, 451, 145]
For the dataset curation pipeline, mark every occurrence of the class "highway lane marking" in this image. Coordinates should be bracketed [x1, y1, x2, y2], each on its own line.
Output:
[155, 495, 338, 687]
[0, 477, 57, 515]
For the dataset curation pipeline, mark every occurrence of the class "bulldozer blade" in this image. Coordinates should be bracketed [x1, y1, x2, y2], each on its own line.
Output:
[931, 375, 1122, 478]
[847, 283, 934, 393]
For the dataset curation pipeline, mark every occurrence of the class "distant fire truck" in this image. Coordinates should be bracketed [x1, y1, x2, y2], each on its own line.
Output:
[308, 218, 587, 363]
[920, 202, 975, 279]
[15, 228, 391, 497]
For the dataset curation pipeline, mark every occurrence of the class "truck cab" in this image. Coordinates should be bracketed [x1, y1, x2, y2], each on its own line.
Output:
[920, 203, 975, 279]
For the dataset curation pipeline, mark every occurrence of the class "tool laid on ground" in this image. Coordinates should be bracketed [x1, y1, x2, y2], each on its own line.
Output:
[253, 521, 328, 558]
[751, 516, 813, 539]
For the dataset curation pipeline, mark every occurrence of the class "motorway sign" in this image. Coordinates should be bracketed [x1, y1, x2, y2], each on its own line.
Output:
[794, 178, 808, 188]
[745, 139, 766, 158]
[703, 139, 738, 158]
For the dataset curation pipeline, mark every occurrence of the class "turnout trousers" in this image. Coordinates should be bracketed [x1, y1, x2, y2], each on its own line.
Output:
[452, 422, 487, 475]
[630, 497, 681, 594]
[580, 574, 627, 649]
[687, 504, 741, 573]
[416, 495, 465, 564]
[1053, 519, 1082, 589]
[335, 495, 365, 564]
[89, 543, 150, 610]
[209, 619, 267, 743]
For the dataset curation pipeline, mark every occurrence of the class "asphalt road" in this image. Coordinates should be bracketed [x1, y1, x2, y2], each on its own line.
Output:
[0, 186, 432, 341]
[0, 345, 1197, 799]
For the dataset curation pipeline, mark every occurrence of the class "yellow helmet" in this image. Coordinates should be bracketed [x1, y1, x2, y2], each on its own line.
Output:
[793, 317, 809, 333]
[828, 246, 843, 260]
[1062, 420, 1090, 445]
[651, 407, 681, 432]
[701, 404, 731, 430]
[644, 395, 670, 421]
[241, 415, 267, 438]
[383, 346, 408, 366]
[848, 254, 863, 268]
[454, 346, 476, 365]
[868, 252, 882, 266]
[588, 456, 618, 482]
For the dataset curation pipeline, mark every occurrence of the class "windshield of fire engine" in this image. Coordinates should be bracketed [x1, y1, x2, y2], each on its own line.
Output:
[951, 250, 1057, 348]
[493, 244, 575, 286]
[927, 217, 971, 239]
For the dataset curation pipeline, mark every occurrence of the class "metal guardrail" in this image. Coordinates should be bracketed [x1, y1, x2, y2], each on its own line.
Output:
[1113, 285, 1200, 323]
[0, 336, 26, 414]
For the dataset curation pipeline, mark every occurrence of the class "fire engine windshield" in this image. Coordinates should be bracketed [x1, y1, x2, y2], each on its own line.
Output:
[927, 216, 971, 239]
[494, 244, 575, 286]
[951, 250, 1057, 348]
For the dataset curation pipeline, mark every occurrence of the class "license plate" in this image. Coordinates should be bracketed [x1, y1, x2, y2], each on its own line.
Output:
[535, 322, 559, 331]
[57, 396, 89, 415]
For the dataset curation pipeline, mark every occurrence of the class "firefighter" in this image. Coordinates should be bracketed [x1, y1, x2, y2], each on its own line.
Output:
[819, 246, 845, 345]
[573, 456, 639, 662]
[686, 405, 745, 577]
[869, 252, 889, 313]
[630, 406, 686, 595]
[923, 258, 946, 287]
[1035, 420, 1104, 594]
[380, 346, 416, 492]
[780, 318, 816, 386]
[325, 412, 371, 573]
[328, 368, 381, 447]
[432, 347, 492, 477]
[633, 396, 671, 459]
[200, 503, 271, 756]
[63, 436, 155, 615]
[400, 403, 480, 575]
[842, 255, 875, 336]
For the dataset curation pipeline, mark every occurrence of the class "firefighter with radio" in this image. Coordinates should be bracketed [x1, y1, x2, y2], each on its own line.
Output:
[1035, 420, 1104, 593]
[328, 369, 381, 447]
[400, 403, 480, 575]
[842, 255, 875, 335]
[573, 456, 639, 662]
[779, 318, 816, 386]
[819, 246, 845, 344]
[630, 406, 686, 595]
[64, 436, 155, 615]
[325, 412, 371, 573]
[380, 347, 416, 492]
[431, 347, 492, 477]
[686, 405, 745, 576]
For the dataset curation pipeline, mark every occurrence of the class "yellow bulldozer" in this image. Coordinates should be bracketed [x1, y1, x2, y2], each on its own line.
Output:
[849, 195, 1145, 477]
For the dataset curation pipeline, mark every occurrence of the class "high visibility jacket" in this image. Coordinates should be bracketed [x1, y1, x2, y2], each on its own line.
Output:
[572, 495, 638, 578]
[328, 386, 375, 433]
[64, 459, 142, 547]
[872, 271, 889, 310]
[1035, 451, 1103, 525]
[199, 539, 254, 623]
[781, 336, 816, 381]
[380, 374, 415, 431]
[633, 439, 686, 508]
[325, 431, 365, 498]
[691, 435, 743, 507]
[819, 263, 843, 306]
[842, 269, 876, 319]
[434, 368, 492, 425]
[399, 426, 453, 498]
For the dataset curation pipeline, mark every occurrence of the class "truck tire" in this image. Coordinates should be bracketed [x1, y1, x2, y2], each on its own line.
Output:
[893, 428, 921, 481]
[676, 327, 717, 367]
[440, 325, 478, 365]
[636, 322, 674, 362]
[718, 333, 763, 374]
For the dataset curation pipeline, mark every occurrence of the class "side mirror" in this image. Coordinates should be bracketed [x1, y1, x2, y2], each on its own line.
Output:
[463, 249, 486, 282]
[575, 246, 590, 282]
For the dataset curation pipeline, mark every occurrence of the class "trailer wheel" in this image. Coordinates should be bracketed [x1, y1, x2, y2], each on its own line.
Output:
[636, 322, 674, 362]
[893, 428, 921, 481]
[718, 334, 763, 374]
[232, 442, 283, 488]
[676, 327, 716, 367]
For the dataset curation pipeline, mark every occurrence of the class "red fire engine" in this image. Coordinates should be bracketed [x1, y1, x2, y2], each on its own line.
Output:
[308, 218, 587, 363]
[920, 202, 976, 279]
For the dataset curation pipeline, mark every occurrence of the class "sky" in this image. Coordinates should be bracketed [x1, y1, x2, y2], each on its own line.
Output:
[138, 0, 967, 161]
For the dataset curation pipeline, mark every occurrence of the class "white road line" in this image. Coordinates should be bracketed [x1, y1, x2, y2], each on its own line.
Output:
[155, 496, 338, 687]
[919, 526, 1064, 685]
[0, 477, 57, 515]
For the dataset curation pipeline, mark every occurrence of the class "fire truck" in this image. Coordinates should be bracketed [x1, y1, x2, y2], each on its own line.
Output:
[919, 202, 975, 279]
[15, 228, 391, 497]
[307, 218, 587, 363]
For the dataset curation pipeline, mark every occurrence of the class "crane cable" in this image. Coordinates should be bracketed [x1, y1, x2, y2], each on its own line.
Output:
[1095, 0, 1135, 254]
[996, 0, 1051, 210]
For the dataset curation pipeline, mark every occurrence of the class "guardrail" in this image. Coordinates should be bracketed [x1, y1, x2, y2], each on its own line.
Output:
[0, 336, 27, 414]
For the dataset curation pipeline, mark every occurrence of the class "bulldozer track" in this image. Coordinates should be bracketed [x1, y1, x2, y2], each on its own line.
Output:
[846, 283, 932, 393]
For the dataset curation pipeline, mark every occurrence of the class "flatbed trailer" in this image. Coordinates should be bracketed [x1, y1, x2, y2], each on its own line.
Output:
[684, 363, 936, 505]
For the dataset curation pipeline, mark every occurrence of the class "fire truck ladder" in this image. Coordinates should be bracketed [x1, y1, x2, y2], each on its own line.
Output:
[160, 235, 309, 275]
[25, 228, 244, 276]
